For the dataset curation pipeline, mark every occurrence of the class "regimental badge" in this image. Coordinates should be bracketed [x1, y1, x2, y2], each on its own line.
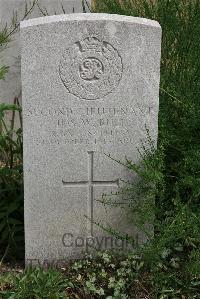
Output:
[59, 36, 123, 100]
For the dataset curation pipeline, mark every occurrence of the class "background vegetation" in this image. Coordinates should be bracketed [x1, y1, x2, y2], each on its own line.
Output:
[94, 1, 200, 297]
[0, 0, 199, 298]
[0, 0, 37, 262]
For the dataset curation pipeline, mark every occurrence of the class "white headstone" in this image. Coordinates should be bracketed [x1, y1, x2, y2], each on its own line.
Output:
[21, 13, 161, 265]
[0, 0, 90, 107]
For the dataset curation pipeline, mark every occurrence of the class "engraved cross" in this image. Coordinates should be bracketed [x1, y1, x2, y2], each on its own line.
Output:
[62, 151, 119, 237]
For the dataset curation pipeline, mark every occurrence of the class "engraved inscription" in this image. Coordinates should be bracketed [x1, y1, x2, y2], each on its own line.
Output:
[24, 104, 152, 146]
[62, 151, 119, 236]
[59, 37, 123, 100]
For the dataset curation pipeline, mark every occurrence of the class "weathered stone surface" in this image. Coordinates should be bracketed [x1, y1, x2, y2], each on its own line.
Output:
[21, 13, 161, 264]
[0, 0, 90, 107]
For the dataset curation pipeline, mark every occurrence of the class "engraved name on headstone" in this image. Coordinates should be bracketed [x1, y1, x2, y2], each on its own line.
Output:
[21, 13, 161, 263]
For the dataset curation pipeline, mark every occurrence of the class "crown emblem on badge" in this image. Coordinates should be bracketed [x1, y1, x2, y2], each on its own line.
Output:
[79, 37, 102, 52]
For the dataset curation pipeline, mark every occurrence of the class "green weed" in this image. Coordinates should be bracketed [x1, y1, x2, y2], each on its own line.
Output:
[0, 267, 69, 299]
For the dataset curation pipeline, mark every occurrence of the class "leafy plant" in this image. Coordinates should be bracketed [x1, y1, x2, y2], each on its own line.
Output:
[0, 101, 23, 262]
[93, 0, 200, 297]
[0, 0, 39, 262]
[64, 251, 147, 298]
[0, 267, 69, 299]
[0, 252, 148, 299]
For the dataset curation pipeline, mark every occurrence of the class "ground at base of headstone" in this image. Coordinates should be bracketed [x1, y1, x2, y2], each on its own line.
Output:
[0, 253, 148, 297]
[0, 250, 195, 299]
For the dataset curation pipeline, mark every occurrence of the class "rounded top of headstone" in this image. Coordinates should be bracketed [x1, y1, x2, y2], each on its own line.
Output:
[20, 13, 161, 29]
[20, 13, 161, 101]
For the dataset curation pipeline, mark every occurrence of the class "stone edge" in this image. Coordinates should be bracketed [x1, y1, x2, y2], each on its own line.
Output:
[20, 13, 161, 29]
